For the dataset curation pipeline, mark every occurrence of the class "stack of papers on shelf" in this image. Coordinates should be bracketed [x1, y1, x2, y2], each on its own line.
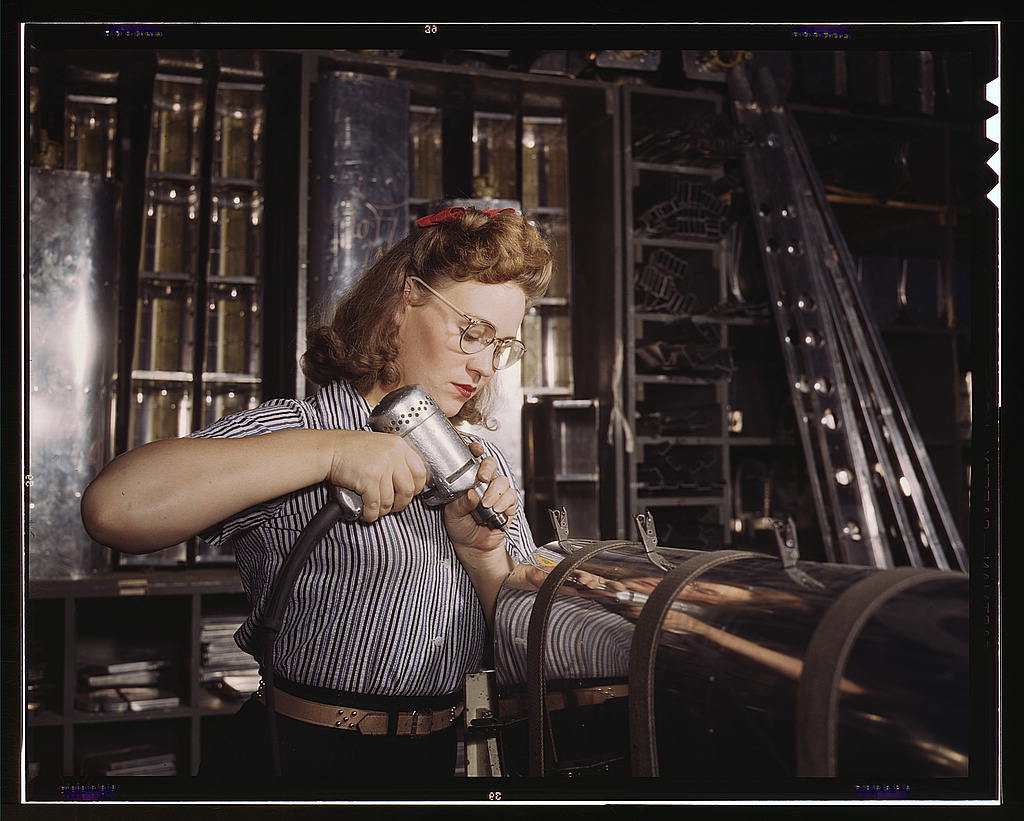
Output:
[79, 744, 178, 776]
[76, 635, 178, 709]
[75, 687, 181, 713]
[79, 664, 170, 688]
[200, 614, 259, 687]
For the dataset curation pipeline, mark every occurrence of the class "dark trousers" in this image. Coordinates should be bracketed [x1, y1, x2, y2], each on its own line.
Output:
[199, 690, 459, 778]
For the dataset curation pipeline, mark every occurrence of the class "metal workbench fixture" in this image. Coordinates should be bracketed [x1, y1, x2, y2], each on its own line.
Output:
[726, 63, 966, 571]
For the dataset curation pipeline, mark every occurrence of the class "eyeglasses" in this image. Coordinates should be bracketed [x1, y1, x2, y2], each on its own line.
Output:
[407, 276, 527, 370]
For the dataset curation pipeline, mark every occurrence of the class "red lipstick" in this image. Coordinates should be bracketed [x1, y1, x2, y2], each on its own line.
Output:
[453, 383, 475, 399]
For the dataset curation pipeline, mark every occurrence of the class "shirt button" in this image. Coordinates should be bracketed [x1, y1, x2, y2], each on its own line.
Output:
[432, 636, 443, 646]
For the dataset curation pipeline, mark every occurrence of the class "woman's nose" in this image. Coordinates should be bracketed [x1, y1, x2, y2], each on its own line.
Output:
[466, 346, 495, 378]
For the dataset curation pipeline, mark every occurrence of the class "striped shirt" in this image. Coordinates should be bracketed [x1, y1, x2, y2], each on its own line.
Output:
[189, 379, 537, 696]
[494, 591, 632, 690]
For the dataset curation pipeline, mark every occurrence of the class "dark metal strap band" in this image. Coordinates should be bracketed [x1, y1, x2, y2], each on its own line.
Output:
[628, 549, 761, 776]
[526, 540, 634, 777]
[795, 566, 963, 776]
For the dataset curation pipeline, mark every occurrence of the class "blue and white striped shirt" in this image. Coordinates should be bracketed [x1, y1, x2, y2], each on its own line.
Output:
[189, 379, 537, 696]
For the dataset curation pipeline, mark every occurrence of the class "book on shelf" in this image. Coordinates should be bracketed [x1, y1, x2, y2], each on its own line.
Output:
[75, 688, 131, 713]
[205, 673, 260, 700]
[102, 761, 178, 776]
[79, 668, 166, 688]
[199, 664, 259, 683]
[90, 659, 171, 675]
[123, 687, 182, 711]
[75, 687, 181, 713]
[79, 744, 178, 777]
[106, 752, 177, 771]
[201, 645, 250, 657]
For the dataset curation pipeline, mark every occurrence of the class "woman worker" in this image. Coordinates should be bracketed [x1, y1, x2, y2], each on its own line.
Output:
[81, 206, 553, 777]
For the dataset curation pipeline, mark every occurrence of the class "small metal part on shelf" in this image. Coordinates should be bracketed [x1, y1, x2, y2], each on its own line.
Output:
[634, 248, 695, 315]
[635, 339, 735, 377]
[636, 180, 729, 240]
[632, 114, 754, 165]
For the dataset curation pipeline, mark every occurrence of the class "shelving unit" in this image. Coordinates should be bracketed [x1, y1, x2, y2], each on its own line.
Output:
[618, 58, 974, 559]
[621, 85, 734, 548]
[27, 569, 245, 780]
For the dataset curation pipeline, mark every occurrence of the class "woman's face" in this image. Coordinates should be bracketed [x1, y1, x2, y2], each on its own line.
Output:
[389, 278, 528, 418]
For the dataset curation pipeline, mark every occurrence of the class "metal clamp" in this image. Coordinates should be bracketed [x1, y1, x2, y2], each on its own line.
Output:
[634, 510, 672, 572]
[771, 517, 825, 590]
[549, 507, 570, 546]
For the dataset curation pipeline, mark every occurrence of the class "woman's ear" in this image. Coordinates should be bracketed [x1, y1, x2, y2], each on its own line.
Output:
[393, 281, 411, 326]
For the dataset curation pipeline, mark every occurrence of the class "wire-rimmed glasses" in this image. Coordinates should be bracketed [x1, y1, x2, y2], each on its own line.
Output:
[407, 276, 527, 370]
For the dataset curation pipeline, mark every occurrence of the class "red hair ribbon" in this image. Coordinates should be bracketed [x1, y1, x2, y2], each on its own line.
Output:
[415, 206, 516, 227]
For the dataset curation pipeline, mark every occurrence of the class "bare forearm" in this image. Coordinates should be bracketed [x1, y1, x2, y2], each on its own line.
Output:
[81, 431, 333, 553]
[453, 544, 515, 629]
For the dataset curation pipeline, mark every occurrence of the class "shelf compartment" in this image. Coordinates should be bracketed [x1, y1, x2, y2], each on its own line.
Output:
[27, 599, 64, 717]
[635, 442, 725, 498]
[26, 725, 63, 782]
[74, 596, 192, 715]
[627, 88, 722, 168]
[127, 378, 193, 450]
[634, 243, 722, 316]
[197, 593, 258, 691]
[203, 280, 263, 377]
[132, 278, 197, 374]
[523, 398, 601, 543]
[637, 503, 726, 551]
[635, 383, 723, 440]
[632, 169, 728, 245]
[635, 316, 732, 380]
[521, 304, 573, 393]
[75, 716, 190, 776]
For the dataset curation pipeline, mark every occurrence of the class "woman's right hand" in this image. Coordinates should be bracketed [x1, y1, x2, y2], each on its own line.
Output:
[326, 430, 429, 522]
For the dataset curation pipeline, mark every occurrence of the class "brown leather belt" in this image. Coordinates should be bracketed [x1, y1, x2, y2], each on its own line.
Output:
[499, 683, 628, 721]
[257, 685, 463, 736]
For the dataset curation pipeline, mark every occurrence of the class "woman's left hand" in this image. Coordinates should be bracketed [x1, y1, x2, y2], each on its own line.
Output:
[443, 442, 517, 553]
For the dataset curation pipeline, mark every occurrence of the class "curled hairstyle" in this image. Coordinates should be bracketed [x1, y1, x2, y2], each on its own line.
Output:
[302, 208, 553, 426]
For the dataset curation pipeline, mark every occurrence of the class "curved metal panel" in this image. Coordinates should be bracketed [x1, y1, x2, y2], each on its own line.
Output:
[28, 168, 120, 579]
[494, 540, 967, 778]
[307, 71, 410, 315]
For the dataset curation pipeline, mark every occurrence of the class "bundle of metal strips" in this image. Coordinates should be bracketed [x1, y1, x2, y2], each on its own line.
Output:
[726, 64, 966, 571]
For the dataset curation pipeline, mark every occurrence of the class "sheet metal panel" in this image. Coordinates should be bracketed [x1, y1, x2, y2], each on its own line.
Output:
[28, 168, 121, 579]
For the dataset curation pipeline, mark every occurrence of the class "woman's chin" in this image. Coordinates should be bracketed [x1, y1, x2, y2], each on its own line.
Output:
[439, 398, 467, 419]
